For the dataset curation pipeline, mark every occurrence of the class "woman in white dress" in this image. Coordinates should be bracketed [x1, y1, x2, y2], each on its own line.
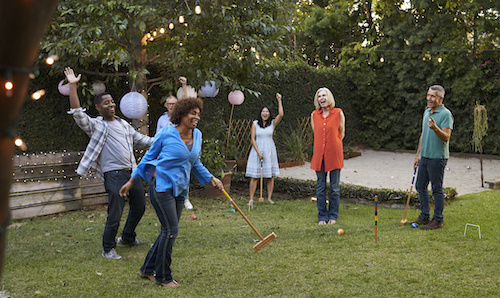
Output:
[245, 93, 284, 206]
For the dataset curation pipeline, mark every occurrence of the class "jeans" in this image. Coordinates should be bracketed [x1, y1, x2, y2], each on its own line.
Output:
[415, 157, 447, 222]
[315, 159, 341, 222]
[141, 178, 184, 283]
[102, 170, 146, 252]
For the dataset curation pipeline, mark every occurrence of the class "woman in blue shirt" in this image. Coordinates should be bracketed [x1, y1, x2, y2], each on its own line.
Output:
[120, 97, 223, 288]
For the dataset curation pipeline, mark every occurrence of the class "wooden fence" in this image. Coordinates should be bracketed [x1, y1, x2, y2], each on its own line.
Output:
[10, 151, 107, 219]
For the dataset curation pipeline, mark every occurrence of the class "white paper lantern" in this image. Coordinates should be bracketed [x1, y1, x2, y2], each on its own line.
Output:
[92, 81, 106, 95]
[200, 81, 219, 98]
[119, 92, 148, 119]
[58, 80, 70, 96]
[176, 85, 197, 99]
[228, 90, 244, 105]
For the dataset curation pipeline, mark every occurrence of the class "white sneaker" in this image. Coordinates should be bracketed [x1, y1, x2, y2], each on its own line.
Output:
[184, 198, 193, 210]
[102, 248, 122, 260]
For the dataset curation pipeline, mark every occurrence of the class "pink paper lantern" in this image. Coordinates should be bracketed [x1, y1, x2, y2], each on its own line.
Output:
[228, 90, 244, 105]
[58, 80, 70, 96]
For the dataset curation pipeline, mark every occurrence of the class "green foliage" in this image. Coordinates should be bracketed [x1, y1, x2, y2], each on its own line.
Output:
[200, 138, 227, 178]
[276, 127, 312, 162]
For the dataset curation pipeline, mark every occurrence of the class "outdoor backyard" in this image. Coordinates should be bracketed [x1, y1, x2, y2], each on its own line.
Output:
[1, 1, 500, 297]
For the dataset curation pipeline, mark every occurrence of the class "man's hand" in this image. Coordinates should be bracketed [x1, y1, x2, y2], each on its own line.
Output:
[64, 67, 81, 84]
[179, 76, 187, 86]
[427, 116, 437, 130]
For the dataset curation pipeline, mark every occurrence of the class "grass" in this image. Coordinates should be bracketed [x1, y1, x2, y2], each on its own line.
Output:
[2, 190, 499, 297]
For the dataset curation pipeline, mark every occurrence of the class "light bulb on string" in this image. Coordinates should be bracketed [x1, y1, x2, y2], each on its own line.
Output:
[152, 30, 157, 37]
[169, 20, 175, 30]
[31, 89, 46, 100]
[179, 12, 185, 24]
[45, 55, 59, 65]
[159, 26, 165, 34]
[438, 56, 443, 63]
[380, 56, 385, 63]
[195, 0, 202, 14]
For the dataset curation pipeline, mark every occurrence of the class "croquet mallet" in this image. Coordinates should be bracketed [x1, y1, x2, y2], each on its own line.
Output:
[258, 155, 264, 202]
[400, 166, 418, 226]
[222, 190, 276, 251]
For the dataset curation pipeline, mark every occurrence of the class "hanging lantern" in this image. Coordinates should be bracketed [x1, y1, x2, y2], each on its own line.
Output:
[200, 81, 219, 98]
[92, 81, 106, 95]
[58, 80, 70, 96]
[228, 90, 244, 105]
[119, 92, 148, 119]
[176, 85, 197, 99]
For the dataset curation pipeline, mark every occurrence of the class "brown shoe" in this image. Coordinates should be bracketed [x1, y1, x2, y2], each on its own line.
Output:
[139, 271, 155, 282]
[409, 217, 430, 226]
[158, 280, 181, 288]
[420, 219, 443, 230]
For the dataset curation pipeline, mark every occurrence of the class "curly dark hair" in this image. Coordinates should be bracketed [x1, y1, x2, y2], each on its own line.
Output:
[170, 97, 204, 125]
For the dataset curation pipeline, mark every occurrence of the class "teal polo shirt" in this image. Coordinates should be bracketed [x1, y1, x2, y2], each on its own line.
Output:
[420, 105, 454, 159]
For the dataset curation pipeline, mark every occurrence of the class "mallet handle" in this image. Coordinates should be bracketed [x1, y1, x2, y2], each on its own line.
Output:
[223, 190, 264, 240]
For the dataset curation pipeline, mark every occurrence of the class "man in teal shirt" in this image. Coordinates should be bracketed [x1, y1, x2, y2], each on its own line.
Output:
[411, 85, 454, 230]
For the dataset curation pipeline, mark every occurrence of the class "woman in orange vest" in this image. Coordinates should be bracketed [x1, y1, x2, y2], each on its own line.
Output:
[310, 87, 345, 225]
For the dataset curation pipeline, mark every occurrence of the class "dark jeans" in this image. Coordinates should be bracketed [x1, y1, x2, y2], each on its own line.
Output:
[315, 159, 341, 222]
[415, 157, 447, 222]
[141, 178, 184, 284]
[102, 169, 146, 252]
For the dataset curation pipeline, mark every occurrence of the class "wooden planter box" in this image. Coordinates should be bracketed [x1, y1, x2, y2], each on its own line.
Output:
[344, 151, 362, 159]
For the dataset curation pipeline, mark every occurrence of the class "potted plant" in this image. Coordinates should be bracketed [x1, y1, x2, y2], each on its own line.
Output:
[200, 138, 232, 197]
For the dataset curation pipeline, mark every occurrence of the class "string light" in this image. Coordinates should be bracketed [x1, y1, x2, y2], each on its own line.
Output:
[169, 20, 175, 30]
[438, 56, 443, 63]
[195, 0, 202, 14]
[380, 56, 385, 63]
[179, 12, 185, 24]
[31, 89, 46, 100]
[45, 55, 59, 65]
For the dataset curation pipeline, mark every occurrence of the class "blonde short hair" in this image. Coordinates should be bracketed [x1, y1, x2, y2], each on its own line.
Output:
[313, 87, 335, 110]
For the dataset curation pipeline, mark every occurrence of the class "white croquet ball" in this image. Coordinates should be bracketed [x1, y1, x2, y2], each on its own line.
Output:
[119, 92, 148, 119]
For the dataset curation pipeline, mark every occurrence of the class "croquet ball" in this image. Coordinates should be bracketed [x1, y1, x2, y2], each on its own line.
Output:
[190, 214, 197, 220]
[337, 228, 345, 235]
[411, 223, 418, 228]
[229, 208, 235, 213]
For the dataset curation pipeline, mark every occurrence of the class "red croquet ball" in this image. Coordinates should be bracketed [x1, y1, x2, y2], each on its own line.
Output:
[190, 214, 197, 219]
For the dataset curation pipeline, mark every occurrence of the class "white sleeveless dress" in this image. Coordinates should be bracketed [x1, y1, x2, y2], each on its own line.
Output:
[245, 120, 280, 178]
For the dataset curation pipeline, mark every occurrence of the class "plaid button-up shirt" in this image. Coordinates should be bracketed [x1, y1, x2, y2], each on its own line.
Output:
[68, 108, 153, 180]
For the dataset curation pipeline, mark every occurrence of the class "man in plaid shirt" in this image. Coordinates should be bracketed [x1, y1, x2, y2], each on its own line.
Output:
[65, 67, 153, 260]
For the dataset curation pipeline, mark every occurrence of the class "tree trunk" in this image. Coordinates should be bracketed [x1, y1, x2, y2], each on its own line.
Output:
[0, 0, 59, 280]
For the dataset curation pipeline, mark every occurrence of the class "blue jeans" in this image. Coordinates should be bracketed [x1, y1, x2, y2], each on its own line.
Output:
[102, 169, 146, 252]
[415, 157, 447, 222]
[141, 178, 184, 283]
[315, 160, 341, 222]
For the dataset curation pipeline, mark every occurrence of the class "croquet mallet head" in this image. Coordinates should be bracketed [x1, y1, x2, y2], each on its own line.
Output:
[253, 232, 277, 252]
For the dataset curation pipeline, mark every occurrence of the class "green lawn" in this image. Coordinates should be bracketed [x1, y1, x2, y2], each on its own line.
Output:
[2, 190, 499, 297]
